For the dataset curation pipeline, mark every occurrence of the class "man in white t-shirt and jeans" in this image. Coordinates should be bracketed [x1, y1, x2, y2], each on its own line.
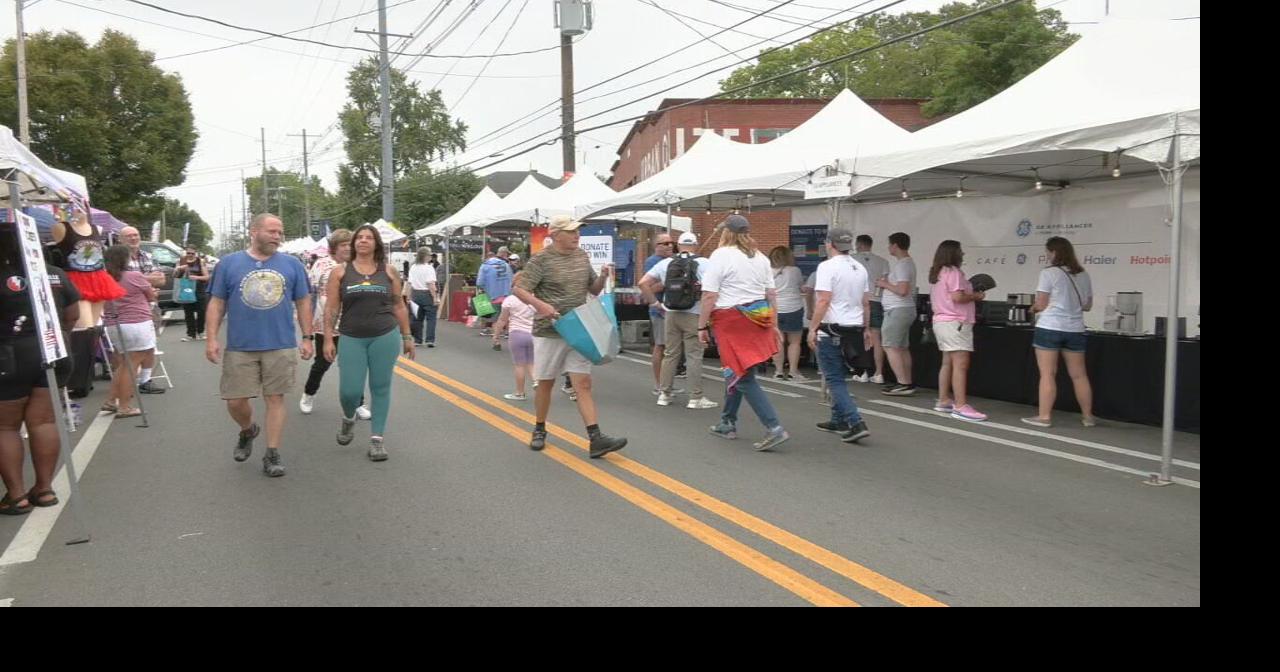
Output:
[640, 232, 717, 410]
[807, 229, 872, 443]
[877, 232, 918, 396]
[853, 234, 890, 384]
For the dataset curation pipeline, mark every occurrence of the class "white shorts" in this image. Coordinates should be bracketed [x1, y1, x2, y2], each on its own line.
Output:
[533, 336, 592, 381]
[112, 321, 158, 352]
[933, 321, 974, 352]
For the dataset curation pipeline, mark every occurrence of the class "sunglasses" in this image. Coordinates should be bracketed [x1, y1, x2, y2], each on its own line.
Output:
[657, 241, 675, 246]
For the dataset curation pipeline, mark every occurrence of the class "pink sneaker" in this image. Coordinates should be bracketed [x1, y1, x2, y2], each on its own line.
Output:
[950, 404, 988, 422]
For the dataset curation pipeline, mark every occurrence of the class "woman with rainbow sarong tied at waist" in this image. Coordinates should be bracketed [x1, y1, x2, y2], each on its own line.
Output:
[698, 215, 790, 452]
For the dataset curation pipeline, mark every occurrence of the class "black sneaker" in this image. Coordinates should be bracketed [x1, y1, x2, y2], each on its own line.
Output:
[588, 434, 627, 459]
[841, 421, 871, 443]
[816, 420, 853, 433]
[234, 423, 259, 462]
[529, 428, 548, 451]
[883, 384, 918, 397]
[138, 381, 166, 394]
[262, 448, 286, 477]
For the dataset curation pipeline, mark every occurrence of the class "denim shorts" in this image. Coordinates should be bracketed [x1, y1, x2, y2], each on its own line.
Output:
[777, 309, 804, 333]
[1033, 327, 1087, 353]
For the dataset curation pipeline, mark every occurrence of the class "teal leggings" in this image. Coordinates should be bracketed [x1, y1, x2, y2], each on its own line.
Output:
[338, 330, 401, 436]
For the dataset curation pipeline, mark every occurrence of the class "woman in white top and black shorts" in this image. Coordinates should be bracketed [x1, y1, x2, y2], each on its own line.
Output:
[768, 246, 807, 381]
[1025, 236, 1096, 428]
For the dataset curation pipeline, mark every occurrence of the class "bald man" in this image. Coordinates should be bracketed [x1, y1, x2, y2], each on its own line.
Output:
[641, 233, 675, 394]
[116, 226, 168, 393]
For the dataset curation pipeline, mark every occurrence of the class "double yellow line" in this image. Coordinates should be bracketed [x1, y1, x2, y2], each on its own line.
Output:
[394, 357, 946, 608]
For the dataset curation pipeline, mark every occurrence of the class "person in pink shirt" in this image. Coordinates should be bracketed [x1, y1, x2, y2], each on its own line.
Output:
[928, 240, 986, 422]
[103, 245, 160, 418]
[492, 273, 537, 401]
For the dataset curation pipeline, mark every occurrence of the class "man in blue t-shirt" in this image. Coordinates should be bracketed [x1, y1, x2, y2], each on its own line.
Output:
[205, 214, 313, 478]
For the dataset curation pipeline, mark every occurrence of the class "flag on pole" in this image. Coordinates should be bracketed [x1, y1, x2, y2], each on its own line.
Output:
[150, 221, 161, 242]
[182, 222, 190, 245]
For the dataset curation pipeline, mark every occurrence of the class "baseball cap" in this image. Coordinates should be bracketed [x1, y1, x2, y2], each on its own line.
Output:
[723, 214, 750, 233]
[827, 228, 855, 252]
[547, 214, 582, 233]
[677, 232, 698, 245]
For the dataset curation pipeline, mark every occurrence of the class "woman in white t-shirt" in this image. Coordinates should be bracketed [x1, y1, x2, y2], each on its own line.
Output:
[1025, 237, 1096, 428]
[768, 246, 807, 381]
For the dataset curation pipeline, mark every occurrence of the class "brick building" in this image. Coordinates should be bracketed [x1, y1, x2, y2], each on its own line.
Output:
[606, 98, 938, 257]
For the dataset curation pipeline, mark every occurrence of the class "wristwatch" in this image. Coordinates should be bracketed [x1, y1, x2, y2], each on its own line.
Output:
[301, 334, 315, 341]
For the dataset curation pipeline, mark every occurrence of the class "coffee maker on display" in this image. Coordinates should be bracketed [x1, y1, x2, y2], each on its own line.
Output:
[1115, 291, 1143, 334]
[1006, 293, 1035, 325]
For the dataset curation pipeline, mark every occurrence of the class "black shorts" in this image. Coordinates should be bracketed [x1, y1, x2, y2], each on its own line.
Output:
[0, 337, 72, 401]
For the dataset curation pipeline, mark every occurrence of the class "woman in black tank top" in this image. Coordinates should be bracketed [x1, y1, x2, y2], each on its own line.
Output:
[322, 225, 414, 462]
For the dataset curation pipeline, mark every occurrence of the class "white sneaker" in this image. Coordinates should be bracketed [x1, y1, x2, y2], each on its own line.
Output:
[853, 373, 870, 383]
[686, 397, 719, 410]
[656, 393, 674, 407]
[790, 372, 809, 382]
[299, 394, 315, 415]
[356, 405, 372, 420]
[869, 374, 885, 384]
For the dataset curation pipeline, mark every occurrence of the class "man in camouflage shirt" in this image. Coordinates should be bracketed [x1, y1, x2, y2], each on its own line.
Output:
[513, 215, 627, 459]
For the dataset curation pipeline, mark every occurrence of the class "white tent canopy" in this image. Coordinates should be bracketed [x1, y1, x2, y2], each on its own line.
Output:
[0, 125, 88, 206]
[416, 185, 502, 237]
[369, 218, 407, 243]
[585, 210, 692, 232]
[469, 174, 555, 228]
[575, 89, 916, 217]
[844, 18, 1200, 201]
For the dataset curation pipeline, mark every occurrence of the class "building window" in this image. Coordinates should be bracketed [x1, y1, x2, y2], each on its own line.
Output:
[751, 128, 789, 144]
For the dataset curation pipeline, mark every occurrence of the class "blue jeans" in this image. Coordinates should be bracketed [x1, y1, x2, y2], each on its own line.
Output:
[818, 336, 864, 426]
[721, 369, 781, 431]
[411, 290, 437, 344]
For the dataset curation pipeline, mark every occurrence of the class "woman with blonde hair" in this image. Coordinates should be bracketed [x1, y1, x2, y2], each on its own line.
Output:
[768, 246, 806, 381]
[698, 215, 790, 451]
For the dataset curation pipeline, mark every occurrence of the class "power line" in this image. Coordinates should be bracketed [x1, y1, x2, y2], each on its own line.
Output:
[462, 0, 808, 151]
[458, 0, 1028, 176]
[121, 0, 566, 60]
[462, 0, 892, 161]
[640, 1, 742, 56]
[449, 0, 530, 111]
[428, 0, 514, 90]
[152, 0, 422, 61]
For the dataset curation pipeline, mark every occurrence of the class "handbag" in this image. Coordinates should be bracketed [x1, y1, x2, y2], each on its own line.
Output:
[175, 277, 197, 304]
[472, 291, 496, 317]
[553, 293, 620, 365]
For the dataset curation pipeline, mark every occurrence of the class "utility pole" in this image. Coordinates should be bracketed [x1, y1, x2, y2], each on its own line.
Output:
[14, 0, 30, 146]
[259, 127, 269, 215]
[356, 1, 410, 224]
[554, 1, 593, 180]
[287, 128, 312, 232]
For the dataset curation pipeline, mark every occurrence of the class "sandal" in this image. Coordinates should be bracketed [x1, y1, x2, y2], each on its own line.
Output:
[26, 488, 58, 508]
[0, 493, 32, 516]
[115, 408, 142, 419]
[100, 402, 118, 413]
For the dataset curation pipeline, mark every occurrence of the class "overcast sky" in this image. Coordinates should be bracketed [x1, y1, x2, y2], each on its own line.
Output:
[2, 0, 1199, 241]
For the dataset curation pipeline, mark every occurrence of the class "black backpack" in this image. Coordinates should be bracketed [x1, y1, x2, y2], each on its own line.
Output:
[663, 253, 701, 310]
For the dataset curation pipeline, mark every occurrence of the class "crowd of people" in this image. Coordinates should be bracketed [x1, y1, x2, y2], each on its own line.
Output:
[0, 205, 1101, 507]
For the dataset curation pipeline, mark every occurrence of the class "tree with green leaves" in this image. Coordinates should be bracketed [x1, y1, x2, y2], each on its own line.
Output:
[159, 198, 214, 253]
[335, 57, 469, 225]
[243, 169, 333, 239]
[718, 0, 1077, 118]
[394, 168, 483, 232]
[0, 30, 197, 222]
